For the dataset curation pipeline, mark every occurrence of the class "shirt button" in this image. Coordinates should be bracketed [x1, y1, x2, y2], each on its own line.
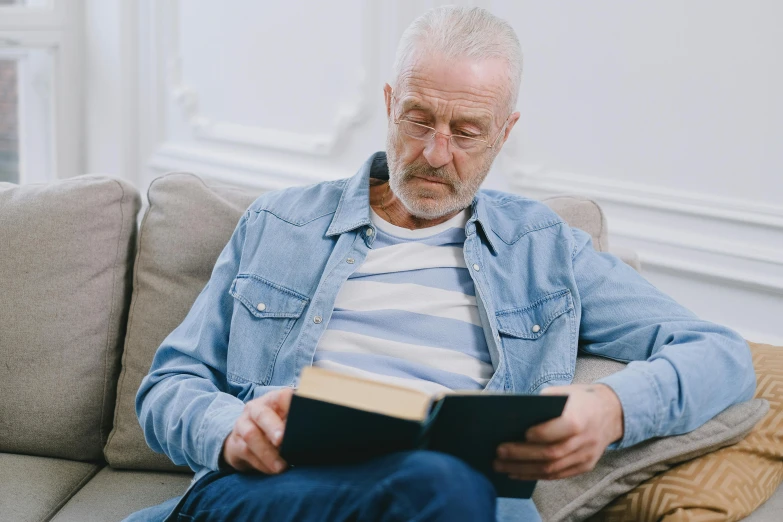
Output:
[313, 316, 323, 324]
[366, 228, 374, 236]
[346, 257, 355, 264]
[472, 263, 480, 271]
[256, 303, 266, 311]
[532, 324, 541, 333]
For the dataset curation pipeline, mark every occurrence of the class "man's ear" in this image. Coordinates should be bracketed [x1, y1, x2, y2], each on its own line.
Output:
[497, 112, 521, 150]
[383, 84, 393, 119]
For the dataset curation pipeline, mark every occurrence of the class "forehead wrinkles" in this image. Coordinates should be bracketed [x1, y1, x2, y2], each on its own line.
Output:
[397, 73, 507, 127]
[401, 74, 501, 104]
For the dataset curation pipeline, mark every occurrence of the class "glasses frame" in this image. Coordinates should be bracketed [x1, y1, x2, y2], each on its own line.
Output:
[391, 92, 512, 153]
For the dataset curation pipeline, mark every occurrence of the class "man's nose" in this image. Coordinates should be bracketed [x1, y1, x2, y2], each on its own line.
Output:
[422, 132, 453, 169]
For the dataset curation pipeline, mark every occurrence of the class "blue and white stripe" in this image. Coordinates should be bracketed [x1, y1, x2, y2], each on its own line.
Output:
[313, 208, 492, 394]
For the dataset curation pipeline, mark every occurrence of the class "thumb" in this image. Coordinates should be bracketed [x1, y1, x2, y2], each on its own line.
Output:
[540, 385, 570, 396]
[267, 387, 295, 418]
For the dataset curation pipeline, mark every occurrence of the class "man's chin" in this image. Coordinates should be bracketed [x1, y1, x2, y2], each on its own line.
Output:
[399, 196, 459, 221]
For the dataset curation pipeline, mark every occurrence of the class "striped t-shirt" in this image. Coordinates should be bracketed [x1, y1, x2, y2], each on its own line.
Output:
[313, 208, 493, 395]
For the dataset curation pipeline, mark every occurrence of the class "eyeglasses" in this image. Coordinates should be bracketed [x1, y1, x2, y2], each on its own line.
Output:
[391, 92, 511, 154]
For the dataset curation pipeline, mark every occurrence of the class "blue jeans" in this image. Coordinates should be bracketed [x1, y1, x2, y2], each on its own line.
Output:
[124, 450, 542, 522]
[170, 450, 497, 522]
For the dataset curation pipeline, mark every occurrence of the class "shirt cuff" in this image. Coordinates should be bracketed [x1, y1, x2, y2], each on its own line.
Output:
[197, 395, 245, 471]
[595, 360, 671, 449]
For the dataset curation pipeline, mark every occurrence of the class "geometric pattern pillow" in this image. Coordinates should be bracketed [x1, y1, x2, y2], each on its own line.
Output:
[590, 341, 783, 522]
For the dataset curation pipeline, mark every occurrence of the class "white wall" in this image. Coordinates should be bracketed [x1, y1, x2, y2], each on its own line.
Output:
[494, 1, 783, 346]
[84, 0, 783, 345]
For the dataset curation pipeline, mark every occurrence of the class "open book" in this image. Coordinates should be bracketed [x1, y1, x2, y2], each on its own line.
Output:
[279, 366, 568, 499]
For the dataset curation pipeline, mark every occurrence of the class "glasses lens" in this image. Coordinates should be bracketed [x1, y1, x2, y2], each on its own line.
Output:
[399, 120, 433, 140]
[451, 135, 484, 152]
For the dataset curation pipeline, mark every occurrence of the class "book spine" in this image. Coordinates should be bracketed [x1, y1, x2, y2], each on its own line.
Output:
[415, 398, 445, 449]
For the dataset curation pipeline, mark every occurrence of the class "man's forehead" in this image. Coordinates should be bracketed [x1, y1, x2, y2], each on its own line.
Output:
[397, 94, 493, 125]
[395, 53, 509, 118]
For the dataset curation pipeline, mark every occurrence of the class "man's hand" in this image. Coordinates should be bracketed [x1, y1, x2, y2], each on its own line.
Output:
[221, 387, 294, 474]
[493, 384, 624, 481]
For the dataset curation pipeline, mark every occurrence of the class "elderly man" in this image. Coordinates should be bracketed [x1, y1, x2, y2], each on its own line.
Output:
[128, 6, 755, 522]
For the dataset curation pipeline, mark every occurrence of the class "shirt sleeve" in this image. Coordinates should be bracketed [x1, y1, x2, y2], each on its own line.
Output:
[569, 226, 756, 449]
[135, 212, 277, 472]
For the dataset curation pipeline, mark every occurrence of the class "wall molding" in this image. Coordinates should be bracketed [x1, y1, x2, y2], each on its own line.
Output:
[507, 167, 783, 297]
[510, 165, 783, 230]
[634, 250, 783, 296]
[608, 221, 783, 270]
[148, 142, 351, 193]
[161, 0, 378, 156]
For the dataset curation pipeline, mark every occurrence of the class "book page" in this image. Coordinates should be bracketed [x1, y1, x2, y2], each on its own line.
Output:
[296, 366, 434, 421]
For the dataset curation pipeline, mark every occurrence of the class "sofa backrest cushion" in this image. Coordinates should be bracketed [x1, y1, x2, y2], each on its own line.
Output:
[104, 173, 260, 470]
[541, 195, 609, 252]
[0, 176, 140, 461]
[104, 172, 612, 470]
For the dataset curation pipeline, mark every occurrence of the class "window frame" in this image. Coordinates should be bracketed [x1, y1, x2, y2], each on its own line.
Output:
[0, 0, 83, 182]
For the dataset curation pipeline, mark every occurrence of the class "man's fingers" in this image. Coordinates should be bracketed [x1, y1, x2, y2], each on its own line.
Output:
[225, 433, 273, 474]
[246, 402, 286, 446]
[266, 387, 295, 420]
[539, 386, 569, 396]
[508, 458, 595, 481]
[235, 416, 287, 473]
[494, 444, 591, 478]
[525, 413, 582, 444]
[244, 431, 288, 474]
[497, 434, 583, 462]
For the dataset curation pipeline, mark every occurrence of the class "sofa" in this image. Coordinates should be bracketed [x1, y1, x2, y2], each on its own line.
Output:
[0, 173, 780, 522]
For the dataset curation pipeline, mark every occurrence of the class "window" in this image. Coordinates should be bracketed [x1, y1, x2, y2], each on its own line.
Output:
[0, 58, 18, 182]
[0, 0, 81, 183]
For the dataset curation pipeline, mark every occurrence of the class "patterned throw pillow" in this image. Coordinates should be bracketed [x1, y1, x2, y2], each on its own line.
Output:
[590, 342, 783, 522]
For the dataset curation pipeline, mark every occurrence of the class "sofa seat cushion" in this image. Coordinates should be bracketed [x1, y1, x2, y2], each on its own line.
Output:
[0, 453, 101, 522]
[0, 176, 140, 460]
[49, 467, 193, 522]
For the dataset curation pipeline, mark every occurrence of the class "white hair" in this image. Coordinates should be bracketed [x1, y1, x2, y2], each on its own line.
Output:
[392, 6, 523, 114]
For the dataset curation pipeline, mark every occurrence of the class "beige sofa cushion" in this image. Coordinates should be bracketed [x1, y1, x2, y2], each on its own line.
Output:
[0, 176, 139, 460]
[50, 467, 193, 522]
[0, 453, 101, 522]
[542, 195, 609, 252]
[104, 173, 259, 470]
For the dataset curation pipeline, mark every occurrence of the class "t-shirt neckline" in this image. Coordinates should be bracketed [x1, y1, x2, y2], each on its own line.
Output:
[370, 207, 470, 239]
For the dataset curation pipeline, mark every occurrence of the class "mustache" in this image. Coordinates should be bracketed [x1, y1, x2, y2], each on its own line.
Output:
[399, 162, 461, 189]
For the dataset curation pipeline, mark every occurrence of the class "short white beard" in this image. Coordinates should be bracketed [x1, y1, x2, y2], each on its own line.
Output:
[385, 129, 494, 220]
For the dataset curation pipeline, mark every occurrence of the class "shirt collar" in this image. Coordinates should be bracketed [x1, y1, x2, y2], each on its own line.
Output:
[325, 152, 382, 237]
[326, 151, 498, 253]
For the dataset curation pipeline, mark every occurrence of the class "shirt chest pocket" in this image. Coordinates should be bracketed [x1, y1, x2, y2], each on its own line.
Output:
[227, 274, 309, 385]
[495, 289, 577, 393]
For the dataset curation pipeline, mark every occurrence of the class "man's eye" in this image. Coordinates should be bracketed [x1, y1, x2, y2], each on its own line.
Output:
[455, 130, 481, 138]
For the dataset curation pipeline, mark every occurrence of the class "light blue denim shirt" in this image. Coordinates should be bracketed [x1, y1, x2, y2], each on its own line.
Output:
[135, 152, 755, 519]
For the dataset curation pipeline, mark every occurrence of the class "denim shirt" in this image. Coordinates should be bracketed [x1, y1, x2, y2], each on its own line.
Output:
[136, 151, 755, 490]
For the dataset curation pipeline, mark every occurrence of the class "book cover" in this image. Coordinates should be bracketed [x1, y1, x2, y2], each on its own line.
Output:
[279, 367, 567, 498]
